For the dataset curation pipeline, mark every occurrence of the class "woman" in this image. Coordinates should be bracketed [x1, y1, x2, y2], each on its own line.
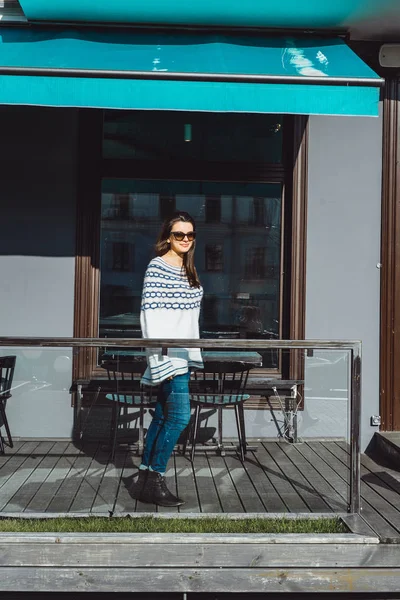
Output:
[131, 211, 203, 507]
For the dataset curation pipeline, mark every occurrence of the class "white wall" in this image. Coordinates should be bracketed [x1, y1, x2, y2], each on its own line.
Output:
[306, 113, 383, 451]
[219, 112, 383, 448]
[0, 106, 78, 438]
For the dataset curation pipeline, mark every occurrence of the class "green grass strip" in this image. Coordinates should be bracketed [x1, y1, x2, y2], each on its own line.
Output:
[0, 516, 347, 534]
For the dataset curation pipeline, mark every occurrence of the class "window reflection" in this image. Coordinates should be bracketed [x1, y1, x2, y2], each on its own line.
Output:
[205, 196, 221, 223]
[100, 181, 282, 368]
[245, 247, 266, 280]
[251, 197, 265, 226]
[159, 195, 176, 220]
[103, 111, 283, 164]
[205, 244, 223, 272]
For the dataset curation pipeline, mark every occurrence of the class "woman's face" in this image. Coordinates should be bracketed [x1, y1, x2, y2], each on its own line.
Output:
[168, 220, 195, 256]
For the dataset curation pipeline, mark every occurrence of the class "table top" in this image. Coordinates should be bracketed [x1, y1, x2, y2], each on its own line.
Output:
[73, 377, 303, 396]
[75, 351, 305, 392]
[101, 349, 263, 366]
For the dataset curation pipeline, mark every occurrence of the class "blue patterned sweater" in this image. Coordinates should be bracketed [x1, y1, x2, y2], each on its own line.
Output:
[140, 256, 203, 385]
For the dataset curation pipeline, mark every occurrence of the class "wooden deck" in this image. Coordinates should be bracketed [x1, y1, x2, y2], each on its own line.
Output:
[3, 439, 400, 594]
[1, 439, 400, 541]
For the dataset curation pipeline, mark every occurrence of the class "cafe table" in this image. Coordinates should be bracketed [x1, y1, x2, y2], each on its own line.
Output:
[74, 350, 302, 445]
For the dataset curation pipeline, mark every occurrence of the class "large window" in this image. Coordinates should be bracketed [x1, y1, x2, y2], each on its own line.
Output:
[74, 109, 308, 379]
[99, 181, 282, 353]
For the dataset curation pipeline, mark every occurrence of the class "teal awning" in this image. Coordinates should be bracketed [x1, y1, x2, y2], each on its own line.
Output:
[18, 0, 398, 29]
[0, 29, 382, 116]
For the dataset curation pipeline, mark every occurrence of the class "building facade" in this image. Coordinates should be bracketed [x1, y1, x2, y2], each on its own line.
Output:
[0, 0, 398, 450]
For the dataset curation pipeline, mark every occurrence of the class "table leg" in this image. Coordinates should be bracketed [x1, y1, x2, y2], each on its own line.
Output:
[77, 384, 83, 439]
[292, 385, 298, 443]
[138, 407, 145, 456]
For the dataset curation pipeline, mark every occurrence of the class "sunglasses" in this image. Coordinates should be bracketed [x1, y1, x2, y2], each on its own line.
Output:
[170, 231, 196, 242]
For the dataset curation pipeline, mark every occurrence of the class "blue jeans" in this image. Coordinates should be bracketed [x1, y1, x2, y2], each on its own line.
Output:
[142, 372, 191, 474]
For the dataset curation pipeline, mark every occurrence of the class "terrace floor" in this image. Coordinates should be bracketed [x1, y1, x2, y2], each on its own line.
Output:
[1, 439, 400, 541]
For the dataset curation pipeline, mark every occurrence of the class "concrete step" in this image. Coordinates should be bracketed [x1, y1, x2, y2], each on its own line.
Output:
[371, 431, 400, 468]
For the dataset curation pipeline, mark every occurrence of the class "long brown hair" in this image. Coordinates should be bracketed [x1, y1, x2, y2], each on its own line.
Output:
[155, 211, 201, 288]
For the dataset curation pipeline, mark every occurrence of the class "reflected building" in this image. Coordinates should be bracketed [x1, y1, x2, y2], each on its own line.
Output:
[99, 111, 283, 361]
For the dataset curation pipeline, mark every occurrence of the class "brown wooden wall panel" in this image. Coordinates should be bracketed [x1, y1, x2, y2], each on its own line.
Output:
[380, 79, 400, 430]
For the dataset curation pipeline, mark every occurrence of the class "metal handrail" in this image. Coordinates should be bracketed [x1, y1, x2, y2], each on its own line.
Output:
[0, 336, 361, 349]
[0, 336, 361, 514]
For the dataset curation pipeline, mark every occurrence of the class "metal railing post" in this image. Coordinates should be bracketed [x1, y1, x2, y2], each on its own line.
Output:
[349, 343, 362, 514]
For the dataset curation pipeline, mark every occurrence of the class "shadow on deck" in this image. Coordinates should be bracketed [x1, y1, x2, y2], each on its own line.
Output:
[1, 439, 400, 541]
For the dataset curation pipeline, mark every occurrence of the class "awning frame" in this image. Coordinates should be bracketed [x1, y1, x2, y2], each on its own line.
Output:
[0, 65, 384, 87]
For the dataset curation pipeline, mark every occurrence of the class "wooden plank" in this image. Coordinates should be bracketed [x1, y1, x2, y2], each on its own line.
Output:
[46, 445, 95, 514]
[327, 441, 400, 519]
[109, 447, 131, 515]
[113, 451, 141, 514]
[279, 442, 346, 512]
[174, 453, 200, 514]
[307, 442, 400, 541]
[298, 441, 389, 542]
[0, 530, 378, 543]
[69, 443, 111, 513]
[322, 442, 400, 536]
[360, 453, 400, 502]
[296, 442, 349, 500]
[191, 451, 222, 513]
[91, 446, 126, 515]
[223, 450, 265, 513]
[241, 448, 287, 513]
[3, 542, 400, 569]
[255, 443, 308, 512]
[247, 442, 290, 511]
[4, 442, 69, 513]
[206, 452, 244, 513]
[2, 566, 400, 593]
[0, 442, 54, 511]
[0, 440, 25, 466]
[339, 440, 400, 499]
[0, 441, 41, 491]
[26, 443, 82, 513]
[265, 442, 330, 512]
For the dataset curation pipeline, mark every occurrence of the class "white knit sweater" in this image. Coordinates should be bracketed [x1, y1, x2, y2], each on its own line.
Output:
[140, 256, 203, 385]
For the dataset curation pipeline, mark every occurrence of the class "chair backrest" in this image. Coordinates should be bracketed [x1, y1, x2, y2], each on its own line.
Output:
[102, 359, 154, 403]
[0, 356, 16, 397]
[192, 361, 251, 404]
[103, 359, 147, 380]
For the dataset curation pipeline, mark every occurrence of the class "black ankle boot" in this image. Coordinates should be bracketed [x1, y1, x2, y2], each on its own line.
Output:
[142, 470, 185, 507]
[130, 469, 148, 500]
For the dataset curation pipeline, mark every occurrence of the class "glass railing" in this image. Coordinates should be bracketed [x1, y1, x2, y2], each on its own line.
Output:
[0, 337, 361, 516]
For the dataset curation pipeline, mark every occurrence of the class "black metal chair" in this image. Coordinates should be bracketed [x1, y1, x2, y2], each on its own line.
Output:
[0, 356, 16, 455]
[102, 359, 157, 461]
[187, 361, 252, 462]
